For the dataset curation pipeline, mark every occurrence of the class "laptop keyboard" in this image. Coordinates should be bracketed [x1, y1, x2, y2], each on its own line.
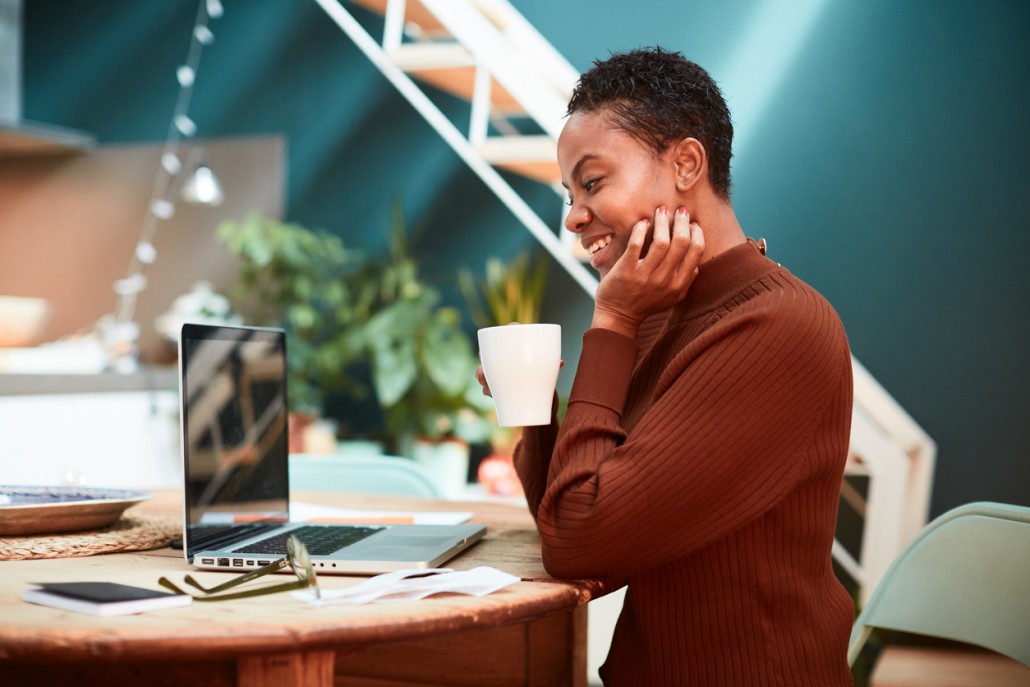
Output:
[232, 525, 382, 556]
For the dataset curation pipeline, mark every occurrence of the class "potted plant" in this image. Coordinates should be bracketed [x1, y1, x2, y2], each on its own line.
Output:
[355, 212, 494, 496]
[459, 250, 548, 330]
[216, 214, 372, 450]
[218, 211, 494, 494]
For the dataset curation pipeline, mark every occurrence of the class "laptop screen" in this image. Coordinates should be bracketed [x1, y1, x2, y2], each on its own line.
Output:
[179, 324, 290, 544]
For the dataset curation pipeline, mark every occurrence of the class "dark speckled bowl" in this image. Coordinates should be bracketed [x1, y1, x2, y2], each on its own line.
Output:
[0, 485, 151, 535]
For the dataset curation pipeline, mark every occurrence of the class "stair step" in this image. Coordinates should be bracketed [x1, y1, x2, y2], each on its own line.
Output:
[351, 0, 449, 37]
[389, 43, 523, 114]
[478, 135, 559, 184]
[389, 42, 472, 70]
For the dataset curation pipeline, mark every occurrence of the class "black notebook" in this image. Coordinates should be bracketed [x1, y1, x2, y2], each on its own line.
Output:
[22, 582, 193, 616]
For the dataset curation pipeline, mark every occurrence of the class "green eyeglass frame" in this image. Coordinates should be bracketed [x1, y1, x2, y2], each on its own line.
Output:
[159, 534, 320, 601]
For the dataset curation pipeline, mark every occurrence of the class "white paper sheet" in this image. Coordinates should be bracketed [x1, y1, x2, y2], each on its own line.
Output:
[290, 501, 472, 526]
[292, 567, 520, 607]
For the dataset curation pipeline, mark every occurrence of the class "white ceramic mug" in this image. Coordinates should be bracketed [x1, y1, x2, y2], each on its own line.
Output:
[477, 324, 561, 427]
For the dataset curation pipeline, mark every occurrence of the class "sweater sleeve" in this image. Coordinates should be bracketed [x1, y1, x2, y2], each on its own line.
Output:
[536, 288, 848, 579]
[513, 327, 638, 523]
[512, 394, 560, 522]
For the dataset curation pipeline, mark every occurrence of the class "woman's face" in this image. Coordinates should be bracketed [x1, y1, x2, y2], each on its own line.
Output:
[558, 109, 678, 279]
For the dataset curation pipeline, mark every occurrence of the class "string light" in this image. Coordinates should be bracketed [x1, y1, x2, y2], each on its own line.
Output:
[99, 0, 224, 371]
[180, 157, 224, 206]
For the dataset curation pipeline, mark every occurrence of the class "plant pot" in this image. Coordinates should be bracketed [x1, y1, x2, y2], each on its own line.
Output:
[288, 413, 317, 454]
[410, 438, 469, 499]
[477, 452, 523, 498]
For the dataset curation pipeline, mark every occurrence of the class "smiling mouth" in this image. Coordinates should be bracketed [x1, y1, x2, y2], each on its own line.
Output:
[585, 235, 612, 256]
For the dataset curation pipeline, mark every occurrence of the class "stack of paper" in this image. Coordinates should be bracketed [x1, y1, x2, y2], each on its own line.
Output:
[293, 567, 519, 607]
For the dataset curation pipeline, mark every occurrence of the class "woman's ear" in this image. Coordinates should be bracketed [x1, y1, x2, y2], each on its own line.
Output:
[672, 138, 707, 192]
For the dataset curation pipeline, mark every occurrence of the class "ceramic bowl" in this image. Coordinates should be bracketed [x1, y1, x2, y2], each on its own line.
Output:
[0, 296, 53, 347]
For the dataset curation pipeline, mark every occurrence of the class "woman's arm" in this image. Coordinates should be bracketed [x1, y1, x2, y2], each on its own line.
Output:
[511, 396, 560, 522]
[536, 291, 850, 579]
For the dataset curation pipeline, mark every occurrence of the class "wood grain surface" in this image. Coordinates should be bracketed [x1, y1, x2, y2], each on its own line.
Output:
[0, 490, 603, 686]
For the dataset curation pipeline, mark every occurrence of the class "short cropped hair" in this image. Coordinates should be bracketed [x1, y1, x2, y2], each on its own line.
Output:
[567, 47, 734, 200]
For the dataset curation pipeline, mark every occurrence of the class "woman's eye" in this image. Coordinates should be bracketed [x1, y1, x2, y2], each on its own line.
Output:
[567, 178, 600, 205]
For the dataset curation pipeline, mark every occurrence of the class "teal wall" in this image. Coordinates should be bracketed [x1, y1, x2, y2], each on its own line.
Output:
[23, 1, 1029, 517]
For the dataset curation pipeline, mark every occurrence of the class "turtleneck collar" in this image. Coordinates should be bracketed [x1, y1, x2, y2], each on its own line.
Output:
[676, 238, 780, 319]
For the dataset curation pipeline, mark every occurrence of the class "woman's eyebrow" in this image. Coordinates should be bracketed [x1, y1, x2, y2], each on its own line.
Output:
[561, 154, 599, 191]
[571, 154, 599, 182]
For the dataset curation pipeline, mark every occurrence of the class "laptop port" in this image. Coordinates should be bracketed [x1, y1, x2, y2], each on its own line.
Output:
[232, 559, 244, 567]
[258, 560, 270, 566]
[200, 558, 215, 565]
[246, 560, 256, 566]
[218, 558, 230, 567]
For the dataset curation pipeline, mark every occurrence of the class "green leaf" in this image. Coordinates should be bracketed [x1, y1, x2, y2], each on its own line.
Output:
[371, 339, 417, 406]
[422, 323, 475, 397]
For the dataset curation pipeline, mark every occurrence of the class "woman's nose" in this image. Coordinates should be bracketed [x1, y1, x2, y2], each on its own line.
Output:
[564, 203, 588, 234]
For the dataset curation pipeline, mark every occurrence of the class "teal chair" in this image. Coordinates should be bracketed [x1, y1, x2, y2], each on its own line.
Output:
[289, 453, 441, 499]
[848, 501, 1030, 667]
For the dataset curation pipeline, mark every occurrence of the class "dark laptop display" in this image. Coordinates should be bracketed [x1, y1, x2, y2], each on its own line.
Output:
[180, 324, 291, 556]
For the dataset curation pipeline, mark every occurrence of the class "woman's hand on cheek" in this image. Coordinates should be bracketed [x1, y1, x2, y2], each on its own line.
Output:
[592, 206, 705, 338]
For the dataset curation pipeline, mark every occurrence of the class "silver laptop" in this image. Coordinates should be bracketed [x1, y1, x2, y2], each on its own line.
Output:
[178, 322, 485, 575]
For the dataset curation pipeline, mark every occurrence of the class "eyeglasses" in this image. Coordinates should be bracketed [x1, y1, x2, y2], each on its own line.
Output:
[159, 535, 320, 601]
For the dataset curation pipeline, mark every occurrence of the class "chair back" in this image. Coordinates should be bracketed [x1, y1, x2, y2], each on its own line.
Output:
[848, 501, 1030, 666]
[289, 453, 441, 498]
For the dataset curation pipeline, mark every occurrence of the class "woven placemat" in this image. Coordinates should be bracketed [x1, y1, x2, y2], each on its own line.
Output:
[0, 514, 180, 561]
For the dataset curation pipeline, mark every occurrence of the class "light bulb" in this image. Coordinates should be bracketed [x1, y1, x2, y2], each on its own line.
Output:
[180, 162, 224, 206]
[174, 115, 196, 137]
[177, 65, 195, 87]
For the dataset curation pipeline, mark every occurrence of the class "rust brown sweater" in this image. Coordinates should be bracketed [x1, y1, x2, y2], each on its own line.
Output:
[515, 240, 855, 686]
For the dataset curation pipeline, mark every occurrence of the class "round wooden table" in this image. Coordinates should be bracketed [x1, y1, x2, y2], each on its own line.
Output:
[0, 490, 605, 687]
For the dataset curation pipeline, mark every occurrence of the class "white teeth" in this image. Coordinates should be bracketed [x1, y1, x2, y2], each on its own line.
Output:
[587, 235, 612, 255]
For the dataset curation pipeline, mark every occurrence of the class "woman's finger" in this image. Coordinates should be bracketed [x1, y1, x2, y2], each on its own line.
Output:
[622, 217, 652, 263]
[642, 206, 671, 261]
[476, 365, 493, 397]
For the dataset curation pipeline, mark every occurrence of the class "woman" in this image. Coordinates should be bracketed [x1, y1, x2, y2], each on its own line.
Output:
[481, 47, 855, 685]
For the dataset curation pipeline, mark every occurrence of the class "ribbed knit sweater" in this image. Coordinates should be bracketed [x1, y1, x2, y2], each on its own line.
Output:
[514, 240, 855, 686]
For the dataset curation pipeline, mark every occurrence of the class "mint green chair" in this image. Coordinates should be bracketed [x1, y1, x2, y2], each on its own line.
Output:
[289, 453, 441, 499]
[848, 501, 1030, 667]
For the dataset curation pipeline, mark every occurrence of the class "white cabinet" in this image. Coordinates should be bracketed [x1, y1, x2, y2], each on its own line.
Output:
[0, 370, 180, 490]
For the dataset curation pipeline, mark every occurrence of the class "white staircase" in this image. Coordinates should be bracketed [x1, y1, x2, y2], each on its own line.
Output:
[313, 0, 596, 296]
[312, 0, 936, 610]
[839, 357, 938, 605]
